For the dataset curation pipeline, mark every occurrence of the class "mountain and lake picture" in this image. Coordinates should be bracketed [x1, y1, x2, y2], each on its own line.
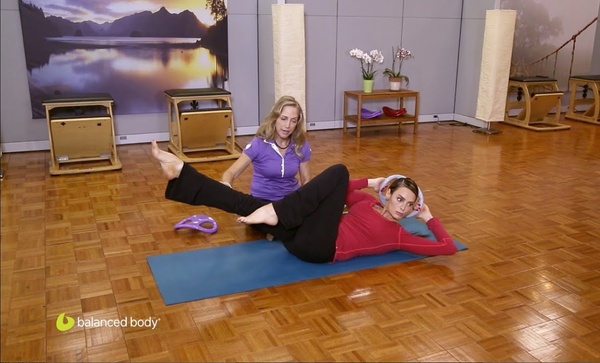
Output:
[18, 0, 228, 118]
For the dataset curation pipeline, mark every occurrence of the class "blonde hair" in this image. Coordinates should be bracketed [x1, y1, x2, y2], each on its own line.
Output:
[256, 95, 307, 157]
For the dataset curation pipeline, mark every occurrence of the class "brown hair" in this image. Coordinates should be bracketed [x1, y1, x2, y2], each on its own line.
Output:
[255, 95, 307, 157]
[388, 177, 419, 200]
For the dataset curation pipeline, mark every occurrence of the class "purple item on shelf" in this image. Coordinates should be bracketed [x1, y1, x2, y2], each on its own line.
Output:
[360, 107, 383, 119]
[174, 215, 218, 234]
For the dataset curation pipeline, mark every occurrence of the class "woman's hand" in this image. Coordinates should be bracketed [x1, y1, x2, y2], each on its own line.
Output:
[415, 203, 433, 223]
[368, 177, 386, 193]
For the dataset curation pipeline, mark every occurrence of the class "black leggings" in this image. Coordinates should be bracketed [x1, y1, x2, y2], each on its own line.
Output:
[165, 163, 349, 263]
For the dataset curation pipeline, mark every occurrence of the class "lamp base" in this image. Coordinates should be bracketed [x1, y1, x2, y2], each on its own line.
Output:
[472, 122, 502, 135]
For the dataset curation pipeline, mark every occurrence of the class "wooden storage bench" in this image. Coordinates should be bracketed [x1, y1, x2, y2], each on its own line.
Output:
[165, 87, 242, 163]
[42, 93, 122, 175]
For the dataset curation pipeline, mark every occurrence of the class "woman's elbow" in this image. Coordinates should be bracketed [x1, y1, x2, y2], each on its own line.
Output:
[447, 244, 458, 255]
[441, 238, 458, 255]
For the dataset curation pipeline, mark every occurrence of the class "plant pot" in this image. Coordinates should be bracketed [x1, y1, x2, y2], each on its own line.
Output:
[363, 79, 374, 93]
[389, 77, 403, 91]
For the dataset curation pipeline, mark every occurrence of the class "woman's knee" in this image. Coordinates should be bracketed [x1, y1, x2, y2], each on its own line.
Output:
[329, 164, 349, 180]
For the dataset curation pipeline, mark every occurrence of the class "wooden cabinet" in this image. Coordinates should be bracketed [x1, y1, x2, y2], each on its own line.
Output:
[343, 89, 420, 138]
[43, 93, 122, 175]
[165, 87, 242, 163]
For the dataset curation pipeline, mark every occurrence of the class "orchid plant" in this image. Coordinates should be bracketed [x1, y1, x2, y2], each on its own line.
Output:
[349, 48, 385, 80]
[383, 46, 414, 86]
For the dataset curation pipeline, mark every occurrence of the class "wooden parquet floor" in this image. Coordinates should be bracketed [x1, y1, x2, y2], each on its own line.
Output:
[1, 119, 599, 362]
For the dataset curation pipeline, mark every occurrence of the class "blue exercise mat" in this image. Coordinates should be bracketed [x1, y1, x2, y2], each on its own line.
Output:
[147, 218, 467, 305]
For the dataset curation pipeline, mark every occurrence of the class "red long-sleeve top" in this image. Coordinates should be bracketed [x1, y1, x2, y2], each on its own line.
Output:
[333, 178, 457, 262]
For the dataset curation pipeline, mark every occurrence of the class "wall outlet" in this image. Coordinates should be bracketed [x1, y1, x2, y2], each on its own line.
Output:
[119, 135, 127, 140]
[309, 122, 316, 126]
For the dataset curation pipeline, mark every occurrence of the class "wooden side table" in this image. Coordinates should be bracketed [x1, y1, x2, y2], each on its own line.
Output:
[42, 93, 122, 175]
[164, 87, 242, 163]
[343, 89, 420, 138]
[565, 75, 600, 125]
[504, 76, 570, 131]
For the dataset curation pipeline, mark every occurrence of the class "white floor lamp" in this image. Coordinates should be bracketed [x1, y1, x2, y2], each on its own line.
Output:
[272, 3, 306, 113]
[473, 9, 517, 135]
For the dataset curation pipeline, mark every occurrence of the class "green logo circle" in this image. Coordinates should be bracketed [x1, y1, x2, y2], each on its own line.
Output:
[56, 313, 75, 332]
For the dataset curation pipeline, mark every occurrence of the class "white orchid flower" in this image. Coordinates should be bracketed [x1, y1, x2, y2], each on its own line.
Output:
[350, 48, 386, 80]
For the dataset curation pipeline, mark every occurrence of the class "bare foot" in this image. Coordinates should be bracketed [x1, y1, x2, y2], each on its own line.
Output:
[151, 140, 184, 180]
[237, 203, 279, 226]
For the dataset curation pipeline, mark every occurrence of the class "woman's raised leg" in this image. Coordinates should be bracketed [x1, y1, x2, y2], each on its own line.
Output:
[152, 140, 265, 217]
[152, 141, 297, 241]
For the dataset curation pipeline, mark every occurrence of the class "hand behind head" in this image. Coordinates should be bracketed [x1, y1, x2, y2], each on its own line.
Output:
[415, 203, 433, 222]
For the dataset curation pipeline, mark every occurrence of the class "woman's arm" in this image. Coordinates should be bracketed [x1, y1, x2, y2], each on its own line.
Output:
[398, 218, 457, 255]
[298, 161, 311, 185]
[367, 177, 386, 193]
[398, 204, 457, 255]
[346, 178, 377, 206]
[347, 177, 385, 195]
[221, 153, 252, 187]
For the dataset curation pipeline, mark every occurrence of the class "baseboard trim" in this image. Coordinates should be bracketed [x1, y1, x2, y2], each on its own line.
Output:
[2, 133, 169, 153]
[0, 114, 496, 153]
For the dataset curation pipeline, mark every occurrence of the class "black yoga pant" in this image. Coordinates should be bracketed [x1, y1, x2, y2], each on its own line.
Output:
[165, 163, 349, 263]
[165, 163, 290, 238]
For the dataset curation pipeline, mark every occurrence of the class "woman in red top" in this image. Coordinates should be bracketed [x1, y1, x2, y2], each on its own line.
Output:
[152, 141, 457, 263]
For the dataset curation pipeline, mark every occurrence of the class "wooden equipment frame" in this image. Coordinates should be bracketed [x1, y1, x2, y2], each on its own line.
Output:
[565, 75, 600, 125]
[165, 88, 242, 163]
[42, 93, 122, 175]
[504, 76, 570, 131]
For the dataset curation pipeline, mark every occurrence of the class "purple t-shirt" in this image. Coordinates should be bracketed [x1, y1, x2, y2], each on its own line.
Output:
[243, 137, 311, 201]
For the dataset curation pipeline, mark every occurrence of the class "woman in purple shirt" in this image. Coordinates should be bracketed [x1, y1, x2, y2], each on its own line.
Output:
[221, 96, 312, 202]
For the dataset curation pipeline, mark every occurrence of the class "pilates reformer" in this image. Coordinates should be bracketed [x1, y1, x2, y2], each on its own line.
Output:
[504, 76, 570, 131]
[565, 74, 600, 125]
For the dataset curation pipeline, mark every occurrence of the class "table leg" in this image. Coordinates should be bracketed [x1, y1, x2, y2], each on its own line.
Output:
[414, 94, 420, 133]
[357, 97, 362, 138]
[343, 94, 348, 133]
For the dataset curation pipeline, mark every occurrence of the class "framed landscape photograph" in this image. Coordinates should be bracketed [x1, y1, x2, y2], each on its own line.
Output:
[18, 0, 228, 118]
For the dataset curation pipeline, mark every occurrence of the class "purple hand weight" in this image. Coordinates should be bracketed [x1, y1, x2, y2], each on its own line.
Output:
[174, 215, 218, 234]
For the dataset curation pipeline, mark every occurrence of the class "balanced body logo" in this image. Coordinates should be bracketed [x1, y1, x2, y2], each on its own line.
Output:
[55, 312, 160, 331]
[56, 312, 75, 331]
